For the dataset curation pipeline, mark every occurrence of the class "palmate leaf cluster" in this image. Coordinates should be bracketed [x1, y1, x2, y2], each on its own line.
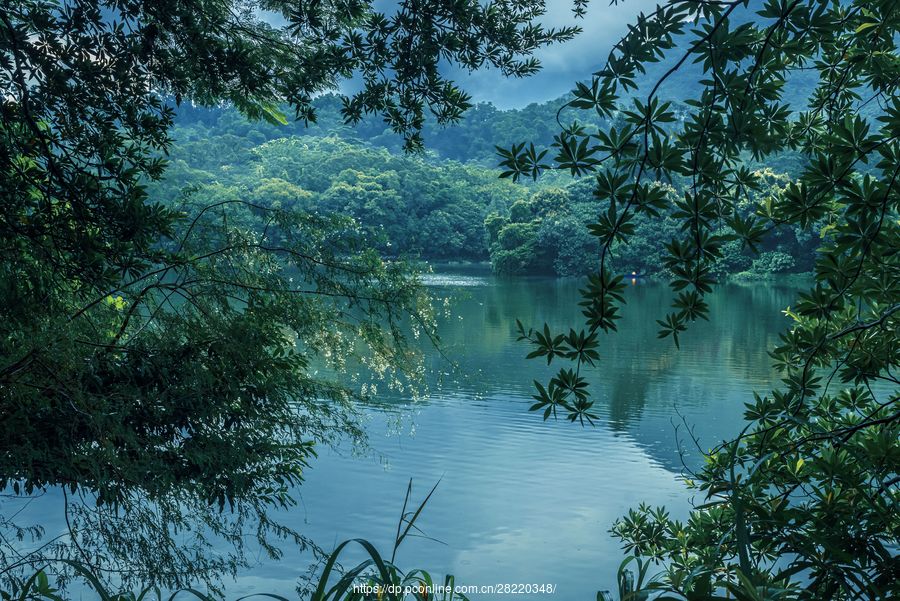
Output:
[0, 0, 589, 591]
[502, 0, 899, 599]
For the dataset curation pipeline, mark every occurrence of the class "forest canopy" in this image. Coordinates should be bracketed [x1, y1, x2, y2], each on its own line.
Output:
[165, 103, 820, 278]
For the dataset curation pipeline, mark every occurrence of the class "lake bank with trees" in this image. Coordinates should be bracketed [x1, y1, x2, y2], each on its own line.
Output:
[1, 0, 896, 599]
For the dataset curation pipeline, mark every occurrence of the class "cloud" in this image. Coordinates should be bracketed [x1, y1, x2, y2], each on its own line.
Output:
[446, 0, 660, 108]
[300, 0, 662, 109]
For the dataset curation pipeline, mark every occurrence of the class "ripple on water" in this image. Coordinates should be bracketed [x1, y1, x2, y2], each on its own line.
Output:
[420, 273, 491, 287]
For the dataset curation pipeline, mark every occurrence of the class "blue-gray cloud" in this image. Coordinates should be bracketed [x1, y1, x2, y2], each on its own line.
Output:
[329, 0, 662, 108]
[448, 0, 660, 108]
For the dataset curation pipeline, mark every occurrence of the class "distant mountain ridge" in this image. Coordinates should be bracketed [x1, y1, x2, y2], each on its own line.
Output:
[173, 92, 598, 165]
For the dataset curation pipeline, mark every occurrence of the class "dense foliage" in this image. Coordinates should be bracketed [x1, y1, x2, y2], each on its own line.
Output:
[486, 170, 820, 277]
[164, 109, 822, 278]
[0, 0, 589, 589]
[506, 0, 899, 599]
[154, 133, 527, 262]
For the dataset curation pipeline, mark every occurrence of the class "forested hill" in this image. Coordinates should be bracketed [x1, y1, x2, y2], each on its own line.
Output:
[165, 94, 820, 278]
[174, 92, 603, 165]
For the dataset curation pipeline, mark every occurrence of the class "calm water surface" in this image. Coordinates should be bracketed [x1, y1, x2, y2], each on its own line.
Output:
[230, 268, 800, 599]
[8, 269, 799, 599]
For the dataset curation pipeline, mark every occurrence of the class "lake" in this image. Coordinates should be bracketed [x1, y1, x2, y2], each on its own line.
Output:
[228, 267, 800, 599]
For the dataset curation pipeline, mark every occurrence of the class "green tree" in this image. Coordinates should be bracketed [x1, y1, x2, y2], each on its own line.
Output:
[502, 0, 899, 599]
[156, 133, 529, 261]
[249, 178, 315, 211]
[0, 0, 587, 590]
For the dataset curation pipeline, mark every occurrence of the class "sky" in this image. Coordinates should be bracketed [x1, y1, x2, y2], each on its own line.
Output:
[325, 0, 663, 109]
[446, 0, 661, 108]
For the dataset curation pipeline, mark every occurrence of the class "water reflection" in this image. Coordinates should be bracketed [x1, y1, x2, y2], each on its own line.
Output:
[6, 269, 803, 600]
[424, 271, 796, 450]
[240, 270, 799, 599]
